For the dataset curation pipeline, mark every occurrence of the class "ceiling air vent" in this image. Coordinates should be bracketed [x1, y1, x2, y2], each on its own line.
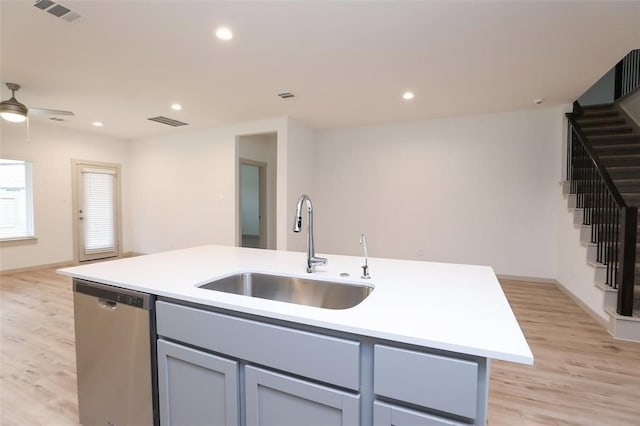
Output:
[147, 116, 189, 127]
[278, 92, 295, 99]
[33, 0, 81, 22]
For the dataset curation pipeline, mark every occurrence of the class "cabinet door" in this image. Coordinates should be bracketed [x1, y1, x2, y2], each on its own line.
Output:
[374, 401, 466, 426]
[245, 365, 360, 426]
[157, 340, 239, 426]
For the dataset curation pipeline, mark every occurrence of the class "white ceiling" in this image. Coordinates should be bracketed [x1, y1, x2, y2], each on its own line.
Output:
[1, 1, 639, 140]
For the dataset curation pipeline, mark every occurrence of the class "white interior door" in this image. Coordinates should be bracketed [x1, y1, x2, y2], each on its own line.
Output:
[75, 162, 120, 262]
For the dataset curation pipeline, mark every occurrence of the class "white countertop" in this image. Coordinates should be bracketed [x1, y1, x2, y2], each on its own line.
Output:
[58, 245, 533, 365]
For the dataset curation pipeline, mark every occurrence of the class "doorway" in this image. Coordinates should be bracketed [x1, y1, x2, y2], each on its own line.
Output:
[73, 161, 121, 262]
[236, 132, 277, 249]
[239, 161, 266, 248]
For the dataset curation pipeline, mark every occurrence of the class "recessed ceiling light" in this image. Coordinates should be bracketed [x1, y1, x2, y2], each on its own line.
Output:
[92, 121, 103, 127]
[215, 27, 233, 41]
[171, 103, 182, 111]
[402, 91, 415, 100]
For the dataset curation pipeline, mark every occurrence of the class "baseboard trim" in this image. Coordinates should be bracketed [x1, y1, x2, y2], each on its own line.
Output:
[0, 260, 75, 276]
[0, 252, 142, 275]
[496, 274, 556, 284]
[551, 279, 609, 330]
[122, 251, 143, 257]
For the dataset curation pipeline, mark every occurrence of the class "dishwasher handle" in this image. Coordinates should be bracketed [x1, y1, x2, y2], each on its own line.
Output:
[98, 298, 118, 310]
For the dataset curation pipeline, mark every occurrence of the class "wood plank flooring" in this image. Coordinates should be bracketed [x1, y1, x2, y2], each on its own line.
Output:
[1, 269, 78, 425]
[1, 270, 640, 425]
[489, 280, 640, 425]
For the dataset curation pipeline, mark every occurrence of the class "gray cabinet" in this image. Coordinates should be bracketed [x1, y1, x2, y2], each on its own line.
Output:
[374, 401, 466, 426]
[374, 345, 480, 420]
[157, 340, 239, 426]
[245, 366, 360, 426]
[155, 301, 489, 426]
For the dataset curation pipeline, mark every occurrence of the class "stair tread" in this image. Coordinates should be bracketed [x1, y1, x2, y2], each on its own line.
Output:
[582, 103, 615, 110]
[592, 144, 640, 151]
[577, 117, 626, 126]
[582, 125, 632, 134]
[589, 134, 640, 139]
[581, 112, 621, 119]
[599, 153, 640, 158]
[607, 165, 640, 170]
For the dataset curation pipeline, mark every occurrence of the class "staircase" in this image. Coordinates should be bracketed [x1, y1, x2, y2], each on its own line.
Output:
[565, 102, 640, 340]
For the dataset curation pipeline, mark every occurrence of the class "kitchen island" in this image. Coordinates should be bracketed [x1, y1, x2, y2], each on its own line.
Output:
[59, 245, 533, 426]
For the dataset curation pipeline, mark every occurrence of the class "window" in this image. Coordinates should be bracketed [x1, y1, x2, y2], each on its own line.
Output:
[0, 159, 34, 240]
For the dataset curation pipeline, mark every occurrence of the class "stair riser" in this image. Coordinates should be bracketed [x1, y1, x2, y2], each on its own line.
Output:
[577, 118, 626, 127]
[608, 313, 640, 341]
[592, 145, 640, 154]
[594, 266, 608, 287]
[602, 285, 617, 311]
[587, 138, 640, 146]
[600, 156, 640, 166]
[582, 127, 633, 136]
[623, 195, 640, 206]
[608, 169, 640, 179]
[615, 182, 640, 192]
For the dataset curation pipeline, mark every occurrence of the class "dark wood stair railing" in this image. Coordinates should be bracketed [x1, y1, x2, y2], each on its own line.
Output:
[566, 103, 638, 316]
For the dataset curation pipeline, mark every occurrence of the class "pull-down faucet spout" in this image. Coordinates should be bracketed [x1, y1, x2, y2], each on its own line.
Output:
[293, 194, 327, 273]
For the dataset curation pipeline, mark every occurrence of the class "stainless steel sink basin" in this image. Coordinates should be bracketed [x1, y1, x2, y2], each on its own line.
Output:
[198, 272, 372, 309]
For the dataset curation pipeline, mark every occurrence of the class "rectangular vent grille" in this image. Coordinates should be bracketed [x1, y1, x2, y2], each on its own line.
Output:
[278, 92, 295, 99]
[33, 0, 81, 22]
[34, 0, 55, 10]
[147, 116, 189, 127]
[47, 4, 70, 17]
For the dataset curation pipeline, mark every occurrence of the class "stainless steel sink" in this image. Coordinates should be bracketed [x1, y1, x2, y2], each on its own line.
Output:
[198, 272, 372, 309]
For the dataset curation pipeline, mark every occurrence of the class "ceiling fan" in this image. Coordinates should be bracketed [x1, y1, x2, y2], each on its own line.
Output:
[0, 82, 75, 123]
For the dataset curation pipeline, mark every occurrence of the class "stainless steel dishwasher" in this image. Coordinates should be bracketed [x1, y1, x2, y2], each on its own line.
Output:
[73, 278, 158, 426]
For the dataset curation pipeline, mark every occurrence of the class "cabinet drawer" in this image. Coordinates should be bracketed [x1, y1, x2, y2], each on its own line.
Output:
[374, 345, 478, 419]
[374, 401, 467, 426]
[156, 301, 360, 390]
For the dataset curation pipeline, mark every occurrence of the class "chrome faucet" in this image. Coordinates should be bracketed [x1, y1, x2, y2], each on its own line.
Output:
[293, 194, 327, 273]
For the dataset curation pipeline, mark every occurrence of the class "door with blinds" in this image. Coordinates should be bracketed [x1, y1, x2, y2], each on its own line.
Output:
[74, 162, 120, 262]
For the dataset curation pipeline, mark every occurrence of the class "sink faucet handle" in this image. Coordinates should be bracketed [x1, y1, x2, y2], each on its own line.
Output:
[360, 233, 371, 279]
[361, 264, 370, 279]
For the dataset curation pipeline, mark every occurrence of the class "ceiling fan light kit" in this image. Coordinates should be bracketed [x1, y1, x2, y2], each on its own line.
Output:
[0, 82, 75, 124]
[0, 83, 28, 123]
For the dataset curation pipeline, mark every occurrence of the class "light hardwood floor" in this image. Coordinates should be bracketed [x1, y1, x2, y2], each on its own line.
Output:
[1, 270, 640, 425]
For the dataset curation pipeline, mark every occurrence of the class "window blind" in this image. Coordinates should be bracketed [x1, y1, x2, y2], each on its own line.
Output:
[82, 170, 115, 254]
[0, 159, 34, 240]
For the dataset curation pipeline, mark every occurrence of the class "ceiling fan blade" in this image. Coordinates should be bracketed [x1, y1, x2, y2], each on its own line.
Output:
[29, 107, 75, 116]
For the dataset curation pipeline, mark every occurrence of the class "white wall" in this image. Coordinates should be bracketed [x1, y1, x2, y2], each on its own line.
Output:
[0, 121, 130, 271]
[286, 119, 317, 252]
[313, 107, 563, 278]
[128, 117, 289, 254]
